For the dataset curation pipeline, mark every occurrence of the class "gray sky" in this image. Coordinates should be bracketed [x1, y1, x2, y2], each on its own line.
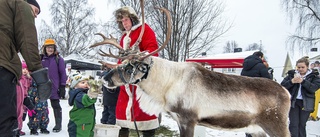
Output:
[217, 0, 297, 81]
[35, 0, 298, 82]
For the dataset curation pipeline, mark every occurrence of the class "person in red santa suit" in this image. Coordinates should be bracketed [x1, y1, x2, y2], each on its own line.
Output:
[113, 6, 160, 137]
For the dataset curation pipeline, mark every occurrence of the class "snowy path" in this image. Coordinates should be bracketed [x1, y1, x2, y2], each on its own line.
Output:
[21, 99, 320, 137]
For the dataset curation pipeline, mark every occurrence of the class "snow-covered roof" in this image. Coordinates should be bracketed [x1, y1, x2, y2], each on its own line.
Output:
[186, 50, 257, 68]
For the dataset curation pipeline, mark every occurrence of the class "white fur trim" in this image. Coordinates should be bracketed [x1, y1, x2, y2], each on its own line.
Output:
[116, 118, 159, 130]
[131, 22, 142, 31]
[123, 31, 132, 50]
[124, 84, 133, 120]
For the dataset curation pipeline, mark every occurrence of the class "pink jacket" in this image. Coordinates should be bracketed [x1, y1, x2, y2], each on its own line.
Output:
[16, 75, 31, 129]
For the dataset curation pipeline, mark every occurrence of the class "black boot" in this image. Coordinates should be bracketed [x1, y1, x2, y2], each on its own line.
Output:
[52, 108, 62, 132]
[30, 129, 38, 135]
[40, 129, 50, 134]
[118, 128, 129, 137]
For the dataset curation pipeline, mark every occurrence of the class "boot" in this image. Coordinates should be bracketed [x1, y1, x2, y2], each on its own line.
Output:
[30, 129, 38, 135]
[52, 108, 62, 132]
[19, 130, 26, 136]
[40, 129, 50, 134]
[118, 128, 129, 137]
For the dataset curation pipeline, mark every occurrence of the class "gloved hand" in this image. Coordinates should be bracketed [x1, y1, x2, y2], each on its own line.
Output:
[87, 79, 102, 99]
[30, 68, 52, 102]
[27, 109, 36, 117]
[59, 85, 66, 99]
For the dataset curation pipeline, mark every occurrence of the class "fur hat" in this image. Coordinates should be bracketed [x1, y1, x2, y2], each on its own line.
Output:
[114, 6, 140, 31]
[27, 0, 41, 14]
[22, 61, 27, 69]
[69, 73, 88, 89]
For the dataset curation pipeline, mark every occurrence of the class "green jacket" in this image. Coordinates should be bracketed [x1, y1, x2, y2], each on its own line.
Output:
[0, 0, 42, 79]
[68, 88, 97, 137]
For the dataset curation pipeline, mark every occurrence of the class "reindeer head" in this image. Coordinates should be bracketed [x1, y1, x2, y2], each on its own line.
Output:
[89, 1, 171, 88]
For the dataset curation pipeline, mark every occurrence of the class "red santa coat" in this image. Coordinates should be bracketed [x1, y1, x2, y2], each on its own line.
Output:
[116, 23, 160, 130]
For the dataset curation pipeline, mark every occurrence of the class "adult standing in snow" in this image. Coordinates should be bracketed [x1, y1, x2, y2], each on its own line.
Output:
[0, 0, 52, 136]
[107, 6, 160, 137]
[41, 39, 67, 133]
[100, 70, 120, 125]
[281, 56, 320, 137]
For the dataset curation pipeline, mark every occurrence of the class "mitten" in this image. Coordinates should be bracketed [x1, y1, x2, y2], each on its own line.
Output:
[23, 97, 35, 110]
[59, 85, 66, 99]
[87, 80, 102, 99]
[30, 68, 52, 102]
[27, 109, 36, 117]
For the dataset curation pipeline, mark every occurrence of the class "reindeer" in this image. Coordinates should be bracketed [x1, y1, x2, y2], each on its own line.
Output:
[90, 0, 291, 136]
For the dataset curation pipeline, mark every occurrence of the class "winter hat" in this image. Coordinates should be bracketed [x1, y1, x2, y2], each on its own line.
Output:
[42, 39, 58, 55]
[44, 39, 56, 46]
[69, 73, 88, 89]
[114, 6, 140, 31]
[27, 0, 41, 14]
[22, 61, 27, 69]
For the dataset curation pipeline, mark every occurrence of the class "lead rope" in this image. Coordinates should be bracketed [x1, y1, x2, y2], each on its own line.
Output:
[129, 67, 140, 137]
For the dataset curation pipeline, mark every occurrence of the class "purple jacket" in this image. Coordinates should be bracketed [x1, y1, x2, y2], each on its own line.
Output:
[41, 54, 67, 99]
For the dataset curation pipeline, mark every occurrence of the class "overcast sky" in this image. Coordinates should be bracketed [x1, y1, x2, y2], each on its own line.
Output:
[35, 0, 301, 82]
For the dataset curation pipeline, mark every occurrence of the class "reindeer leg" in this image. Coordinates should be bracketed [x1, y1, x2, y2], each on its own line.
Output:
[177, 119, 197, 137]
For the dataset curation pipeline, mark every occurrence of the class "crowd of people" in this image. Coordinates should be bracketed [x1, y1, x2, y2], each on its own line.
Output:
[1, 0, 319, 137]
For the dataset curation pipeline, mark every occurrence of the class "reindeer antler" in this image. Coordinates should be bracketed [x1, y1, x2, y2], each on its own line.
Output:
[90, 33, 123, 50]
[130, 0, 145, 52]
[90, 33, 127, 59]
[139, 7, 172, 60]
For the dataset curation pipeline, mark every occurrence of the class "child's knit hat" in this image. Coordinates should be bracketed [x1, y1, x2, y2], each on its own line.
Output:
[69, 73, 88, 88]
[22, 61, 27, 69]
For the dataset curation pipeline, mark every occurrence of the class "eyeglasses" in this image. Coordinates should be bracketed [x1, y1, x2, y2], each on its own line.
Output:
[46, 46, 55, 49]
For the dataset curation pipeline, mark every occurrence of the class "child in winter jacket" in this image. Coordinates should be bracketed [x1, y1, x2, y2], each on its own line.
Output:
[27, 80, 50, 135]
[67, 73, 101, 137]
[16, 61, 33, 136]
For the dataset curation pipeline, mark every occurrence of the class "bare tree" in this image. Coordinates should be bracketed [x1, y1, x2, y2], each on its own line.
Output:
[109, 0, 231, 62]
[38, 0, 97, 57]
[281, 0, 320, 53]
[244, 43, 269, 61]
[245, 43, 262, 51]
[223, 40, 239, 53]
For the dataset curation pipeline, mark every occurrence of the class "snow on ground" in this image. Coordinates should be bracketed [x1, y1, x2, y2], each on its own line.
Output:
[22, 99, 320, 137]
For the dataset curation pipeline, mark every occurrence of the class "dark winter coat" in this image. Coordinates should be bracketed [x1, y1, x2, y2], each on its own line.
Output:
[281, 69, 320, 112]
[101, 71, 120, 106]
[68, 88, 97, 137]
[241, 55, 271, 79]
[0, 0, 42, 79]
[102, 86, 120, 106]
[41, 54, 67, 99]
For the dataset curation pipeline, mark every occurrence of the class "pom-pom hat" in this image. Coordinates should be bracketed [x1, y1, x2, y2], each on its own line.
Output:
[69, 73, 88, 89]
